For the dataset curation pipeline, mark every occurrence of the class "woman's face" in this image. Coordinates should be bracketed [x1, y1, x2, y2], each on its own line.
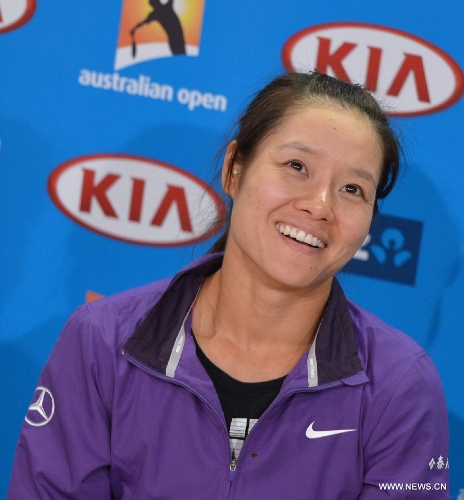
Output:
[224, 104, 384, 294]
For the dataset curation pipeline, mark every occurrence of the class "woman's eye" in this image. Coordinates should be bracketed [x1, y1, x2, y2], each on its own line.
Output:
[343, 184, 364, 197]
[287, 160, 306, 173]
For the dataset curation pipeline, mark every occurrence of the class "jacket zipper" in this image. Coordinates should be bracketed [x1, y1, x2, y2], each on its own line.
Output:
[121, 349, 236, 490]
[229, 458, 237, 478]
[122, 349, 347, 497]
[224, 379, 345, 498]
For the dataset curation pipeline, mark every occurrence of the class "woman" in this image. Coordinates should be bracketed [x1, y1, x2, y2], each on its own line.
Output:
[8, 72, 449, 499]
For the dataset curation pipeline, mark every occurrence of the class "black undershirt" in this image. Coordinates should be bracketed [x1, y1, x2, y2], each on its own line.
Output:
[192, 332, 286, 459]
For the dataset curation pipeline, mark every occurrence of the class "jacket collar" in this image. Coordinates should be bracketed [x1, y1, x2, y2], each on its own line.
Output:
[308, 278, 363, 386]
[123, 253, 364, 387]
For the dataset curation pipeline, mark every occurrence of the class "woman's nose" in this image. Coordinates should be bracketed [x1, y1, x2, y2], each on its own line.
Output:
[295, 186, 335, 223]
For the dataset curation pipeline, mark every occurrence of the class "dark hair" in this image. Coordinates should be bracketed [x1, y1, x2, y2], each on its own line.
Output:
[210, 71, 401, 253]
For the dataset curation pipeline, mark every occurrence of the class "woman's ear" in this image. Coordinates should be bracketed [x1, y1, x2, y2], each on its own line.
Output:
[222, 140, 240, 198]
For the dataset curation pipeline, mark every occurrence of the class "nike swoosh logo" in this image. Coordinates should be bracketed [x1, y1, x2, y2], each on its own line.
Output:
[306, 421, 356, 439]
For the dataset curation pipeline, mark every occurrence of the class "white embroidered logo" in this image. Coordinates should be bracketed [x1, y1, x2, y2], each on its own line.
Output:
[305, 421, 356, 439]
[25, 386, 55, 427]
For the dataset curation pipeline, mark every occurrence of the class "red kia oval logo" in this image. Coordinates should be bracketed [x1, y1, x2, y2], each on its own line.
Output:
[282, 22, 464, 117]
[48, 154, 226, 246]
[0, 0, 36, 34]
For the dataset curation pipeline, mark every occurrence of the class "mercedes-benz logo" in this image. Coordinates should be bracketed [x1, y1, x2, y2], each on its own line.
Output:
[25, 386, 55, 427]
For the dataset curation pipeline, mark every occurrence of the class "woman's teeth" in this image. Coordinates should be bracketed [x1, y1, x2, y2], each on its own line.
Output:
[276, 223, 326, 248]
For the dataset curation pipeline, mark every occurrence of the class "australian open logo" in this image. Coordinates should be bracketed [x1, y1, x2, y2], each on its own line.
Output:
[115, 0, 206, 70]
[346, 214, 423, 285]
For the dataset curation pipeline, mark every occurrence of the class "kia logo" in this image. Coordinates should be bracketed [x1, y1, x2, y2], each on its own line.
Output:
[48, 154, 226, 246]
[282, 22, 463, 117]
[0, 0, 36, 34]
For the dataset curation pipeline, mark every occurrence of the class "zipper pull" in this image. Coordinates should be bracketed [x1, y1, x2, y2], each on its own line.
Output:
[229, 458, 237, 481]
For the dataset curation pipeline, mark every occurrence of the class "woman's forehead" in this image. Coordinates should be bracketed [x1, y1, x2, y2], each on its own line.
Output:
[260, 104, 379, 147]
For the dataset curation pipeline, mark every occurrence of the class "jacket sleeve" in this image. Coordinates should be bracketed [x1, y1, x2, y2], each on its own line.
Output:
[7, 306, 112, 500]
[359, 353, 449, 499]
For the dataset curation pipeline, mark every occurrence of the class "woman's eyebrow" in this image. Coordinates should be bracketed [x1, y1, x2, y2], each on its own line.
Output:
[347, 167, 378, 187]
[276, 141, 318, 155]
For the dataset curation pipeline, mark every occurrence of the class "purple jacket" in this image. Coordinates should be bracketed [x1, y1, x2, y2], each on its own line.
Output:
[7, 254, 449, 499]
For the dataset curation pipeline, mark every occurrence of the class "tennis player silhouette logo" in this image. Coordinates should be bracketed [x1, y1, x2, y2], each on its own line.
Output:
[115, 0, 205, 70]
[130, 0, 185, 57]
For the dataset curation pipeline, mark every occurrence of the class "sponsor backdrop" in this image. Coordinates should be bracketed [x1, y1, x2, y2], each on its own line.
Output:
[1, 0, 463, 496]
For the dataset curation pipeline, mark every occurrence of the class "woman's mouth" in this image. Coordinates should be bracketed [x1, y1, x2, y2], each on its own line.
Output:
[275, 223, 326, 248]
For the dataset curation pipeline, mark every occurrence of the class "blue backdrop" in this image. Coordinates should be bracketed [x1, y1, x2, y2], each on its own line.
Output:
[1, 0, 463, 497]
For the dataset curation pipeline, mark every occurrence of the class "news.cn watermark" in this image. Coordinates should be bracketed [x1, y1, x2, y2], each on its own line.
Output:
[377, 455, 449, 493]
[378, 483, 447, 492]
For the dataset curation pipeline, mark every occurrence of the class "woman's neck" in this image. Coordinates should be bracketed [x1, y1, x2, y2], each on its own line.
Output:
[191, 254, 331, 382]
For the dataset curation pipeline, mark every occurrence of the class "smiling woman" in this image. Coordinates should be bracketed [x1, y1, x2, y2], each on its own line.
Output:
[216, 105, 383, 301]
[7, 72, 449, 499]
